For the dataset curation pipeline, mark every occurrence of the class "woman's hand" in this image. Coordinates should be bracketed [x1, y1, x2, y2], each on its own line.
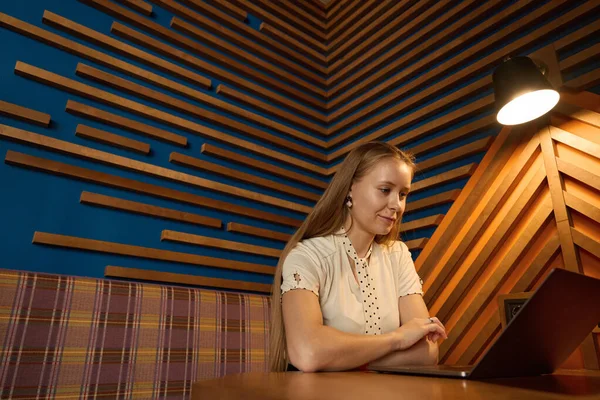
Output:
[392, 316, 447, 351]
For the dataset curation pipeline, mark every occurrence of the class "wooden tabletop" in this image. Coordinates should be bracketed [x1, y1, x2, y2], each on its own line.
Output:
[192, 369, 600, 400]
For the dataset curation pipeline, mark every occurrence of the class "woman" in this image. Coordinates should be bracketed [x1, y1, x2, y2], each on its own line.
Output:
[270, 142, 447, 372]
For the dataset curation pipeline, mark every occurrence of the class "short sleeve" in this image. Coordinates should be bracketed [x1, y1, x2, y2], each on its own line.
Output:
[395, 242, 424, 298]
[280, 246, 321, 298]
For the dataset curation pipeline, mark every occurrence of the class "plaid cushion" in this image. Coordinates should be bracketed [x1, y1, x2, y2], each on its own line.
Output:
[0, 269, 271, 399]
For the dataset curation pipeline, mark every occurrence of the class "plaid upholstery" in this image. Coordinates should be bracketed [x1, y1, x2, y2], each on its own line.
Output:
[0, 269, 270, 399]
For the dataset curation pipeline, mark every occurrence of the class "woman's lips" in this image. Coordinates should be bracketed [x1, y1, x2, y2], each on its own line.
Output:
[378, 215, 396, 223]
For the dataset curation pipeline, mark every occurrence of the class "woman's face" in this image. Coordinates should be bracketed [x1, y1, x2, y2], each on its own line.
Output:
[349, 157, 412, 237]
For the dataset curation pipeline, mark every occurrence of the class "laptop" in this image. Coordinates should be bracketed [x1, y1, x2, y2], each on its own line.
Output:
[369, 268, 600, 379]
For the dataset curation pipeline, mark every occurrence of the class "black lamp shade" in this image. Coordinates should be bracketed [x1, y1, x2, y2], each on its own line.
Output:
[493, 56, 559, 125]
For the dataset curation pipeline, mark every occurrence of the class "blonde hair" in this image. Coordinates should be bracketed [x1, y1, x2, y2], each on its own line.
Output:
[269, 141, 416, 371]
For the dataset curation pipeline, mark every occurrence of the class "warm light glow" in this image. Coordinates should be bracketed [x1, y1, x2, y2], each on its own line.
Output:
[497, 89, 560, 125]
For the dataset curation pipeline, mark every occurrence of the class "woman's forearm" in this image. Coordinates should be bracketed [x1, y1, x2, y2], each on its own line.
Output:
[368, 338, 439, 368]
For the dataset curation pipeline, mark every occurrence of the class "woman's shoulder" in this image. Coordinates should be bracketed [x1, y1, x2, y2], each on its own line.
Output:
[379, 240, 409, 255]
[289, 234, 338, 260]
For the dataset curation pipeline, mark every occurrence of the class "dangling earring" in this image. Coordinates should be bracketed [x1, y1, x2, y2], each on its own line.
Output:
[345, 195, 353, 208]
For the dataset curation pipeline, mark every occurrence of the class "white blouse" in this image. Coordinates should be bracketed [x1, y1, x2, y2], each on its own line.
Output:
[281, 231, 423, 336]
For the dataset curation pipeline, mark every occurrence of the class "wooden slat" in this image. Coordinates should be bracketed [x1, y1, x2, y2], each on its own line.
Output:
[0, 124, 311, 214]
[259, 23, 328, 68]
[105, 266, 271, 293]
[410, 164, 478, 194]
[326, 0, 384, 45]
[176, 0, 327, 74]
[294, 0, 326, 21]
[216, 84, 327, 136]
[75, 124, 150, 155]
[113, 0, 152, 15]
[201, 143, 329, 190]
[325, 0, 362, 32]
[4, 151, 303, 227]
[416, 137, 494, 173]
[75, 63, 327, 156]
[559, 43, 600, 73]
[555, 102, 600, 130]
[0, 100, 51, 127]
[325, 0, 348, 17]
[41, 11, 211, 89]
[550, 126, 600, 159]
[572, 228, 600, 259]
[32, 231, 274, 275]
[404, 238, 429, 251]
[557, 158, 600, 191]
[399, 215, 444, 233]
[78, 0, 327, 107]
[67, 101, 186, 147]
[404, 190, 461, 213]
[169, 152, 320, 202]
[245, 0, 327, 38]
[201, 0, 247, 21]
[564, 69, 600, 91]
[161, 230, 281, 258]
[226, 222, 291, 243]
[267, 0, 327, 32]
[559, 90, 600, 114]
[0, 13, 216, 108]
[80, 191, 222, 228]
[18, 61, 327, 172]
[554, 21, 600, 53]
[564, 191, 600, 224]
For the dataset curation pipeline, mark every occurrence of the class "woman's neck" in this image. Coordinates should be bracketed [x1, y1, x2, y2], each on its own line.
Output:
[344, 224, 374, 258]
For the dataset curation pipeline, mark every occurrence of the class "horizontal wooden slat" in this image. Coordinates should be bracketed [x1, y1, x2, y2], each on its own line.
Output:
[113, 0, 152, 15]
[325, 0, 360, 31]
[563, 69, 600, 91]
[416, 137, 494, 173]
[0, 123, 311, 214]
[559, 43, 600, 73]
[0, 100, 51, 127]
[405, 190, 461, 213]
[80, 191, 222, 228]
[105, 266, 271, 293]
[226, 222, 291, 243]
[408, 164, 478, 194]
[32, 231, 274, 275]
[326, 0, 382, 45]
[251, 0, 326, 33]
[563, 191, 600, 224]
[571, 228, 600, 259]
[400, 215, 444, 233]
[267, 0, 326, 33]
[75, 124, 150, 155]
[550, 126, 600, 159]
[201, 143, 329, 190]
[67, 101, 186, 147]
[201, 0, 247, 21]
[41, 11, 210, 89]
[75, 63, 327, 156]
[161, 230, 281, 258]
[176, 0, 327, 74]
[5, 150, 302, 227]
[404, 238, 429, 251]
[259, 23, 328, 68]
[169, 152, 320, 202]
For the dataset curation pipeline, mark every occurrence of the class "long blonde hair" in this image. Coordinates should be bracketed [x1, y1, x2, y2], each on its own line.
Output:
[269, 141, 416, 371]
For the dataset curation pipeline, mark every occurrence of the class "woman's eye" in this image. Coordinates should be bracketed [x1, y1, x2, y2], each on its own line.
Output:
[379, 188, 390, 194]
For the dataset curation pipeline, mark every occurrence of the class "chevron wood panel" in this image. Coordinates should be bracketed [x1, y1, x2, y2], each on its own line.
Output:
[418, 93, 600, 369]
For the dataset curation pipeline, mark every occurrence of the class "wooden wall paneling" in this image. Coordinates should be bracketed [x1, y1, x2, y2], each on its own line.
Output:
[247, 0, 327, 38]
[0, 124, 312, 214]
[410, 164, 478, 195]
[414, 125, 527, 281]
[550, 126, 600, 160]
[564, 191, 600, 225]
[416, 137, 495, 173]
[4, 151, 303, 227]
[80, 191, 222, 228]
[40, 11, 211, 89]
[74, 63, 328, 156]
[227, 0, 327, 48]
[17, 62, 328, 172]
[169, 17, 326, 89]
[433, 163, 548, 323]
[161, 0, 327, 74]
[0, 100, 51, 127]
[558, 90, 600, 114]
[404, 238, 429, 252]
[559, 43, 600, 75]
[325, 0, 349, 19]
[32, 231, 274, 275]
[327, 0, 586, 129]
[564, 69, 600, 92]
[169, 152, 320, 202]
[105, 266, 271, 293]
[327, 0, 473, 98]
[216, 84, 327, 136]
[572, 228, 600, 259]
[405, 190, 461, 214]
[66, 101, 186, 147]
[326, 0, 381, 44]
[201, 144, 329, 190]
[75, 124, 151, 155]
[557, 158, 600, 192]
[267, 0, 327, 33]
[0, 13, 218, 106]
[113, 0, 153, 16]
[161, 229, 281, 258]
[324, 0, 362, 33]
[201, 0, 248, 22]
[422, 135, 540, 301]
[293, 0, 326, 22]
[327, 0, 410, 65]
[555, 102, 600, 130]
[553, 19, 600, 55]
[399, 215, 444, 233]
[226, 222, 291, 243]
[78, 0, 327, 106]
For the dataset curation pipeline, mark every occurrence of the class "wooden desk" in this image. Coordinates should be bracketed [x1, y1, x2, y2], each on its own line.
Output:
[192, 369, 600, 400]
